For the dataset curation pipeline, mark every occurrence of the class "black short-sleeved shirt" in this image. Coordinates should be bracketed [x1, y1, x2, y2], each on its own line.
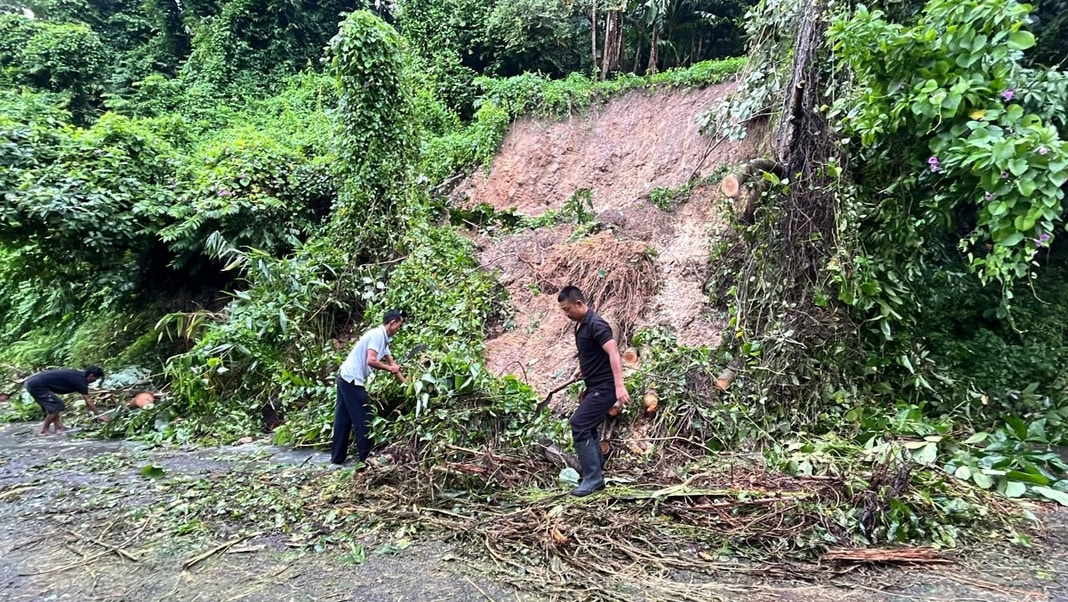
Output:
[575, 309, 615, 391]
[25, 369, 89, 396]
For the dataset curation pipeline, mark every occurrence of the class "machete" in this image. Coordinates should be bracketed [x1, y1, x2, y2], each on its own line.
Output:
[401, 343, 429, 363]
[533, 377, 578, 417]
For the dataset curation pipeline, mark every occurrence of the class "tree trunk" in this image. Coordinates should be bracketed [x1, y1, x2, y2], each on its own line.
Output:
[647, 28, 659, 75]
[775, 0, 829, 168]
[591, 0, 598, 75]
[601, 10, 623, 79]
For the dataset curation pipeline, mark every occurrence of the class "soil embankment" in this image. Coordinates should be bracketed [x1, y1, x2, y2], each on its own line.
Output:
[456, 82, 763, 395]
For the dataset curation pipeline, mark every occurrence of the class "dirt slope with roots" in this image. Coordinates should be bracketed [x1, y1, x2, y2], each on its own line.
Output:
[456, 81, 763, 396]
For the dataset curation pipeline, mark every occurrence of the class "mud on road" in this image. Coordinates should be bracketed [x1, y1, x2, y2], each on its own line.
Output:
[1, 423, 1067, 602]
[0, 424, 516, 602]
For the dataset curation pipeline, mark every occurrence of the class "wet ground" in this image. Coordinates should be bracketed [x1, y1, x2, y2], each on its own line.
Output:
[1, 422, 1067, 601]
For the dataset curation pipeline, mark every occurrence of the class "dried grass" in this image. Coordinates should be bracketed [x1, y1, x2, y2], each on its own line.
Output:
[538, 231, 659, 338]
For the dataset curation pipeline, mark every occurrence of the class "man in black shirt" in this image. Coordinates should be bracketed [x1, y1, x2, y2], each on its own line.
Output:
[24, 367, 105, 435]
[557, 285, 631, 496]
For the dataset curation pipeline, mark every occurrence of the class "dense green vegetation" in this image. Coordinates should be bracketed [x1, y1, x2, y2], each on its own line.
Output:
[2, 0, 1068, 568]
[0, 0, 755, 441]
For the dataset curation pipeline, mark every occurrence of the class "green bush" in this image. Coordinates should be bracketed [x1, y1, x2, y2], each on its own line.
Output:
[485, 0, 581, 77]
[327, 9, 420, 255]
[476, 56, 745, 119]
[419, 101, 510, 184]
[159, 127, 333, 268]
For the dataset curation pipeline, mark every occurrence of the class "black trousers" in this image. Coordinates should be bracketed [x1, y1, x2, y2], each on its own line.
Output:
[569, 387, 617, 442]
[332, 377, 372, 464]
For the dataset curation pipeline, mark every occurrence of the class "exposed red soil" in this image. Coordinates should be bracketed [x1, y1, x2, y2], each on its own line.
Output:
[459, 81, 764, 396]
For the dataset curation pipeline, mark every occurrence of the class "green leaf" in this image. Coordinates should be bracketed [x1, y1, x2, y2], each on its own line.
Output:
[963, 431, 989, 445]
[1017, 178, 1037, 197]
[1033, 486, 1068, 506]
[1000, 231, 1025, 246]
[1005, 470, 1051, 485]
[911, 441, 938, 465]
[1007, 31, 1036, 50]
[1004, 480, 1027, 498]
[140, 464, 167, 479]
[1008, 158, 1028, 177]
[954, 465, 972, 481]
[972, 471, 994, 489]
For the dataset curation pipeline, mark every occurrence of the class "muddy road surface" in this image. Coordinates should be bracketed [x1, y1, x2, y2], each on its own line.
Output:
[1, 423, 1066, 601]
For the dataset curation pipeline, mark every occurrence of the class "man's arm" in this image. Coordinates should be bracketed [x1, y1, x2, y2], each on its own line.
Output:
[83, 393, 100, 415]
[367, 349, 405, 383]
[601, 339, 631, 405]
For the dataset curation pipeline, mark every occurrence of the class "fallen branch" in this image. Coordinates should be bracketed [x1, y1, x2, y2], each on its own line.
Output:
[0, 485, 37, 502]
[69, 530, 140, 562]
[19, 550, 111, 576]
[715, 358, 743, 391]
[183, 534, 257, 570]
[538, 439, 580, 473]
[823, 546, 952, 564]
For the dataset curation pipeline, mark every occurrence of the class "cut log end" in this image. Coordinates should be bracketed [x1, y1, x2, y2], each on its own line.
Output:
[715, 368, 735, 391]
[132, 391, 156, 408]
[720, 174, 743, 198]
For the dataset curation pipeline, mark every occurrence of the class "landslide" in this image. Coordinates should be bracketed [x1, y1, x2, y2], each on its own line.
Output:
[454, 81, 765, 396]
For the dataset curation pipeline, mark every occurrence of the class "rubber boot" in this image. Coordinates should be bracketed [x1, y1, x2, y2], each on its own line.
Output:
[572, 437, 605, 497]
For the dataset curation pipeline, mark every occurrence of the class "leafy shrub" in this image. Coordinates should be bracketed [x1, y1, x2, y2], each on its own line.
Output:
[918, 248, 1068, 425]
[419, 101, 510, 184]
[159, 127, 333, 268]
[327, 9, 419, 255]
[0, 111, 176, 295]
[0, 17, 109, 121]
[476, 56, 745, 119]
[399, 0, 494, 115]
[153, 240, 359, 444]
[831, 0, 1068, 292]
[181, 0, 360, 96]
[485, 0, 581, 77]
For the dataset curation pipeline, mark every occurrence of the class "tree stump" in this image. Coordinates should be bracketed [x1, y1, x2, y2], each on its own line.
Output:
[720, 158, 784, 224]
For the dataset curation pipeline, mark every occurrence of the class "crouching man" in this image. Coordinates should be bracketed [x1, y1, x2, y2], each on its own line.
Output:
[25, 366, 105, 435]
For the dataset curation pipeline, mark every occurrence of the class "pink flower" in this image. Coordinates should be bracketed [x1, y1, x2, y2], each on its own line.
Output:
[928, 156, 941, 172]
[1039, 147, 1049, 155]
[984, 192, 994, 201]
[1002, 88, 1015, 101]
[218, 189, 230, 197]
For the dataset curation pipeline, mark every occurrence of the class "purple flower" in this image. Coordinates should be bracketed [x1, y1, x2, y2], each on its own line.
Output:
[928, 156, 941, 172]
[1001, 171, 1011, 179]
[984, 192, 994, 201]
[218, 189, 230, 197]
[1002, 88, 1015, 101]
[1039, 146, 1049, 155]
[1035, 233, 1052, 248]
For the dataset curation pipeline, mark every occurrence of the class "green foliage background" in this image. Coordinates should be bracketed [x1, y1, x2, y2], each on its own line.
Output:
[2, 0, 1068, 537]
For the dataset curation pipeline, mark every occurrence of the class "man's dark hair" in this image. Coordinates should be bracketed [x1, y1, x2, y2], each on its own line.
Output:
[85, 366, 104, 379]
[383, 309, 405, 325]
[557, 286, 586, 304]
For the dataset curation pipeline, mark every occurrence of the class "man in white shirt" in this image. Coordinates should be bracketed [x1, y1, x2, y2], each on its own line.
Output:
[332, 310, 405, 465]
